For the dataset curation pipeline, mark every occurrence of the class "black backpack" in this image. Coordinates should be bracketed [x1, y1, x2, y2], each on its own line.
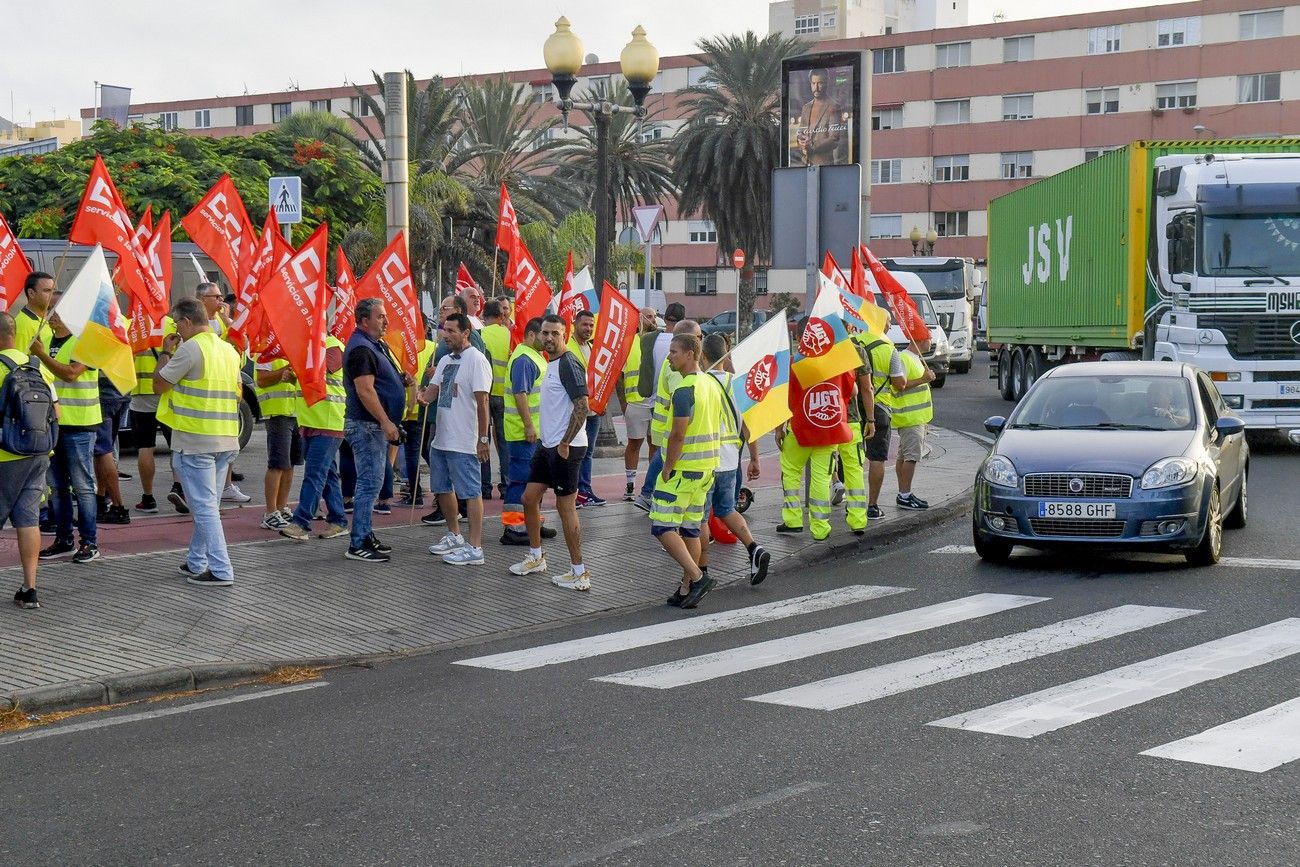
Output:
[0, 354, 58, 456]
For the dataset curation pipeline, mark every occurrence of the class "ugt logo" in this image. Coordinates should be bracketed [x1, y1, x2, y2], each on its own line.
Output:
[803, 382, 843, 428]
[798, 317, 834, 357]
[745, 355, 778, 402]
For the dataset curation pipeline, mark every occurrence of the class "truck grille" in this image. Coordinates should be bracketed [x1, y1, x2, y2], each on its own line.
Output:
[1195, 315, 1300, 360]
[1023, 473, 1133, 498]
[1029, 518, 1126, 538]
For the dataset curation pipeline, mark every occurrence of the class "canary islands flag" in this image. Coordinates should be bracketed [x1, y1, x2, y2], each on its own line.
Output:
[55, 245, 136, 394]
[835, 282, 889, 336]
[791, 274, 865, 388]
[729, 309, 792, 442]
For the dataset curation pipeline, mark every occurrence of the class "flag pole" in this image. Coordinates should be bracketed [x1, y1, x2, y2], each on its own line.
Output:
[33, 238, 77, 339]
[408, 353, 436, 524]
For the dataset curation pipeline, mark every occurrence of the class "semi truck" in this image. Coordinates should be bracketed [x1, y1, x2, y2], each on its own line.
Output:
[986, 139, 1300, 432]
[882, 256, 979, 373]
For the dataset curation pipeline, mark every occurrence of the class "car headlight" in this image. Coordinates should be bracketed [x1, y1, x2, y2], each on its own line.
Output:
[982, 455, 1019, 488]
[1140, 457, 1198, 489]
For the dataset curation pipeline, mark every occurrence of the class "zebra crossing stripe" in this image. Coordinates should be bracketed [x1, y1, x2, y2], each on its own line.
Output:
[746, 605, 1199, 710]
[1140, 696, 1300, 773]
[593, 593, 1048, 690]
[452, 585, 911, 672]
[929, 618, 1300, 739]
[928, 545, 1300, 571]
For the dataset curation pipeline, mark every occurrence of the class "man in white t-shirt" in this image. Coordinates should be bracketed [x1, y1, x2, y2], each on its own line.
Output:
[418, 313, 492, 566]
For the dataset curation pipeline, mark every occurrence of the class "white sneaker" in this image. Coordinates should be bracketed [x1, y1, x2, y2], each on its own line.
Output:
[509, 554, 548, 576]
[428, 533, 466, 555]
[260, 511, 287, 529]
[831, 481, 846, 506]
[551, 569, 591, 591]
[443, 546, 485, 566]
[278, 507, 293, 523]
[221, 484, 252, 503]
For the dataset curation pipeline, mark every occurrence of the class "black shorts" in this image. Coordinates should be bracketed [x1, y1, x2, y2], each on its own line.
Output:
[129, 409, 172, 450]
[528, 444, 586, 498]
[864, 404, 893, 462]
[266, 415, 304, 469]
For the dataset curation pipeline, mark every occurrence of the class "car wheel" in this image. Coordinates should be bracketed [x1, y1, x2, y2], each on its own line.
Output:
[973, 515, 1014, 563]
[1009, 348, 1026, 401]
[237, 400, 255, 452]
[997, 350, 1014, 401]
[1224, 468, 1247, 529]
[1185, 483, 1223, 566]
[932, 372, 946, 389]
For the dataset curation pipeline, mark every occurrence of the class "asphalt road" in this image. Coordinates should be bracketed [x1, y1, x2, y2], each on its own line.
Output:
[4, 362, 1298, 866]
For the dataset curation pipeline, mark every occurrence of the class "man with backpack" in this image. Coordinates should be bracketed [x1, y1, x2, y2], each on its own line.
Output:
[0, 312, 59, 609]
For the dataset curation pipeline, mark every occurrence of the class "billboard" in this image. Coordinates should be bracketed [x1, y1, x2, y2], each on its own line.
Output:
[781, 53, 865, 168]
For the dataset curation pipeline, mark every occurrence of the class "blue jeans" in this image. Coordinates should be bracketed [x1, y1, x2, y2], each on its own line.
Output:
[174, 449, 237, 580]
[578, 414, 602, 495]
[340, 436, 393, 502]
[504, 439, 537, 511]
[50, 429, 97, 546]
[344, 419, 388, 549]
[291, 435, 346, 530]
[640, 448, 664, 499]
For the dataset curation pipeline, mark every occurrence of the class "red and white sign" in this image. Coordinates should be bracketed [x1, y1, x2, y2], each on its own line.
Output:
[733, 248, 746, 270]
[181, 174, 252, 291]
[258, 223, 330, 406]
[587, 282, 637, 415]
[745, 355, 778, 402]
[802, 381, 844, 429]
[0, 210, 32, 311]
[356, 231, 423, 377]
[631, 204, 664, 244]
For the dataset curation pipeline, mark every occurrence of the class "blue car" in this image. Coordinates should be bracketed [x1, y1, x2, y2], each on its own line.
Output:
[973, 362, 1248, 566]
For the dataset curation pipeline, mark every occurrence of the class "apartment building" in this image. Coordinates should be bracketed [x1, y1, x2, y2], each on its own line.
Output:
[78, 0, 1300, 316]
[769, 0, 969, 39]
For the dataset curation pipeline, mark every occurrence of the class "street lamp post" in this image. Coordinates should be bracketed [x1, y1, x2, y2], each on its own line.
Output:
[544, 18, 659, 294]
[909, 226, 939, 256]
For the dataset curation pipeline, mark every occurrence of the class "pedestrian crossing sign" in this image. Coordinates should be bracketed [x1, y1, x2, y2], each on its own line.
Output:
[270, 176, 302, 224]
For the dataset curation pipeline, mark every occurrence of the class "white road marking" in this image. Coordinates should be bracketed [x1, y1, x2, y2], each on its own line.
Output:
[0, 682, 328, 746]
[1141, 696, 1300, 772]
[929, 545, 1300, 571]
[929, 618, 1300, 738]
[593, 593, 1048, 690]
[548, 781, 827, 866]
[747, 605, 1199, 710]
[452, 586, 911, 672]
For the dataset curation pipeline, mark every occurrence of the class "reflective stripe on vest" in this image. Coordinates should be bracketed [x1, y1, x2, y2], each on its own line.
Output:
[622, 334, 641, 398]
[157, 332, 241, 437]
[674, 373, 722, 471]
[296, 335, 346, 432]
[650, 359, 681, 448]
[855, 335, 900, 411]
[503, 344, 547, 442]
[709, 371, 742, 450]
[53, 338, 102, 426]
[256, 358, 300, 417]
[891, 351, 933, 428]
[481, 323, 511, 399]
[133, 351, 160, 397]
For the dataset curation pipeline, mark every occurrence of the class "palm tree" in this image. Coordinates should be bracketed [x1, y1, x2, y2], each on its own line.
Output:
[345, 72, 466, 176]
[674, 31, 805, 337]
[276, 110, 358, 152]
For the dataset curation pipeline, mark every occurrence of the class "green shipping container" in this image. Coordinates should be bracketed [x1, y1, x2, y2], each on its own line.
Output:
[987, 138, 1300, 351]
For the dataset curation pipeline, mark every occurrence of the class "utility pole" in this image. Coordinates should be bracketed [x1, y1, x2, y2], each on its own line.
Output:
[383, 72, 409, 249]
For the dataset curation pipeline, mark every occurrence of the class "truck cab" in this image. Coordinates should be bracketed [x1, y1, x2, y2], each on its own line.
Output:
[881, 256, 977, 373]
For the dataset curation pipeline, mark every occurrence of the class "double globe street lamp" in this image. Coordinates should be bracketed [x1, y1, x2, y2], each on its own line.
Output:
[909, 226, 939, 256]
[544, 17, 659, 293]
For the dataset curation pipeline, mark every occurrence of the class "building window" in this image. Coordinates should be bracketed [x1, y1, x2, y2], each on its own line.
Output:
[871, 158, 903, 184]
[934, 211, 969, 237]
[235, 105, 254, 126]
[869, 214, 904, 239]
[192, 109, 211, 129]
[685, 269, 718, 295]
[1003, 36, 1034, 62]
[754, 269, 769, 296]
[872, 47, 905, 75]
[1238, 72, 1281, 103]
[1002, 94, 1034, 121]
[159, 111, 178, 131]
[1084, 147, 1117, 161]
[349, 96, 373, 117]
[872, 105, 904, 130]
[272, 102, 292, 122]
[1001, 151, 1034, 179]
[533, 88, 555, 104]
[309, 99, 332, 113]
[1157, 16, 1200, 48]
[935, 41, 971, 68]
[1088, 25, 1121, 54]
[793, 14, 821, 34]
[935, 99, 970, 125]
[1086, 87, 1120, 115]
[1240, 10, 1283, 40]
[687, 67, 711, 87]
[1155, 81, 1197, 109]
[822, 11, 837, 28]
[687, 221, 718, 244]
[933, 154, 970, 182]
[638, 124, 664, 143]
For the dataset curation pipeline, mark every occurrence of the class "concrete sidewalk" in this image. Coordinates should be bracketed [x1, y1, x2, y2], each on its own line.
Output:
[0, 427, 987, 712]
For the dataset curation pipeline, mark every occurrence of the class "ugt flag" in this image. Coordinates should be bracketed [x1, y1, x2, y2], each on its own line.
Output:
[792, 273, 865, 388]
[729, 309, 792, 442]
[55, 245, 136, 393]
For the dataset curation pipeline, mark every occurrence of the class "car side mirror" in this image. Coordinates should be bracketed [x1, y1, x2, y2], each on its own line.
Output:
[1215, 416, 1246, 437]
[984, 416, 1007, 435]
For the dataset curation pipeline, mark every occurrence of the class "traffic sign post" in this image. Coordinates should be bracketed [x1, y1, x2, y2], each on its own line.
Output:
[632, 205, 664, 307]
[733, 248, 745, 339]
[269, 176, 302, 243]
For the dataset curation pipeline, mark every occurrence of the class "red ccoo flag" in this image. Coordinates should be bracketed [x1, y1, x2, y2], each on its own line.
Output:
[258, 224, 330, 406]
[506, 238, 553, 349]
[496, 183, 521, 265]
[0, 210, 32, 311]
[586, 282, 638, 415]
[181, 174, 252, 291]
[861, 244, 931, 345]
[356, 231, 423, 376]
[331, 247, 358, 341]
[69, 154, 162, 312]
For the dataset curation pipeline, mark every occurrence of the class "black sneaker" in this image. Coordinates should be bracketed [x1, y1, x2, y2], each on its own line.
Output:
[136, 494, 159, 514]
[539, 525, 557, 540]
[373, 502, 392, 516]
[186, 570, 233, 587]
[497, 484, 506, 500]
[168, 488, 189, 515]
[231, 471, 245, 483]
[775, 523, 803, 534]
[366, 534, 392, 554]
[896, 493, 929, 510]
[346, 545, 390, 563]
[117, 469, 133, 480]
[39, 519, 57, 535]
[500, 530, 529, 546]
[867, 505, 885, 520]
[667, 587, 686, 607]
[179, 562, 203, 577]
[344, 499, 355, 514]
[101, 505, 131, 525]
[39, 540, 75, 560]
[481, 488, 494, 501]
[624, 482, 635, 502]
[13, 587, 39, 609]
[422, 509, 446, 526]
[72, 543, 100, 564]
[680, 575, 716, 610]
[398, 493, 424, 507]
[749, 546, 771, 586]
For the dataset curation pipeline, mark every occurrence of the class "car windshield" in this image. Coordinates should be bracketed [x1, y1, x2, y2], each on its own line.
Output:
[1011, 375, 1197, 431]
[911, 294, 939, 327]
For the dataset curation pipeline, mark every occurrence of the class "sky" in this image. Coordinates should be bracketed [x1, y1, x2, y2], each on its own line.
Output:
[1, 0, 1185, 123]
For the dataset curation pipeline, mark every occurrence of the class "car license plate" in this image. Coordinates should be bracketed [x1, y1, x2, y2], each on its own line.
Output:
[1281, 383, 1300, 397]
[1038, 501, 1116, 519]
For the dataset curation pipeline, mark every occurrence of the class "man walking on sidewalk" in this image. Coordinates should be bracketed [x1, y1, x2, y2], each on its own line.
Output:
[500, 318, 554, 545]
[154, 298, 243, 586]
[637, 318, 702, 510]
[419, 313, 492, 566]
[567, 309, 607, 508]
[509, 314, 591, 590]
[280, 330, 349, 542]
[615, 308, 656, 500]
[853, 331, 906, 520]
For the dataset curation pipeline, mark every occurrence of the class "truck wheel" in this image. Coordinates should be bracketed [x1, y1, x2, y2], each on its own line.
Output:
[953, 361, 970, 374]
[997, 350, 1014, 401]
[1025, 347, 1044, 387]
[1009, 348, 1026, 401]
